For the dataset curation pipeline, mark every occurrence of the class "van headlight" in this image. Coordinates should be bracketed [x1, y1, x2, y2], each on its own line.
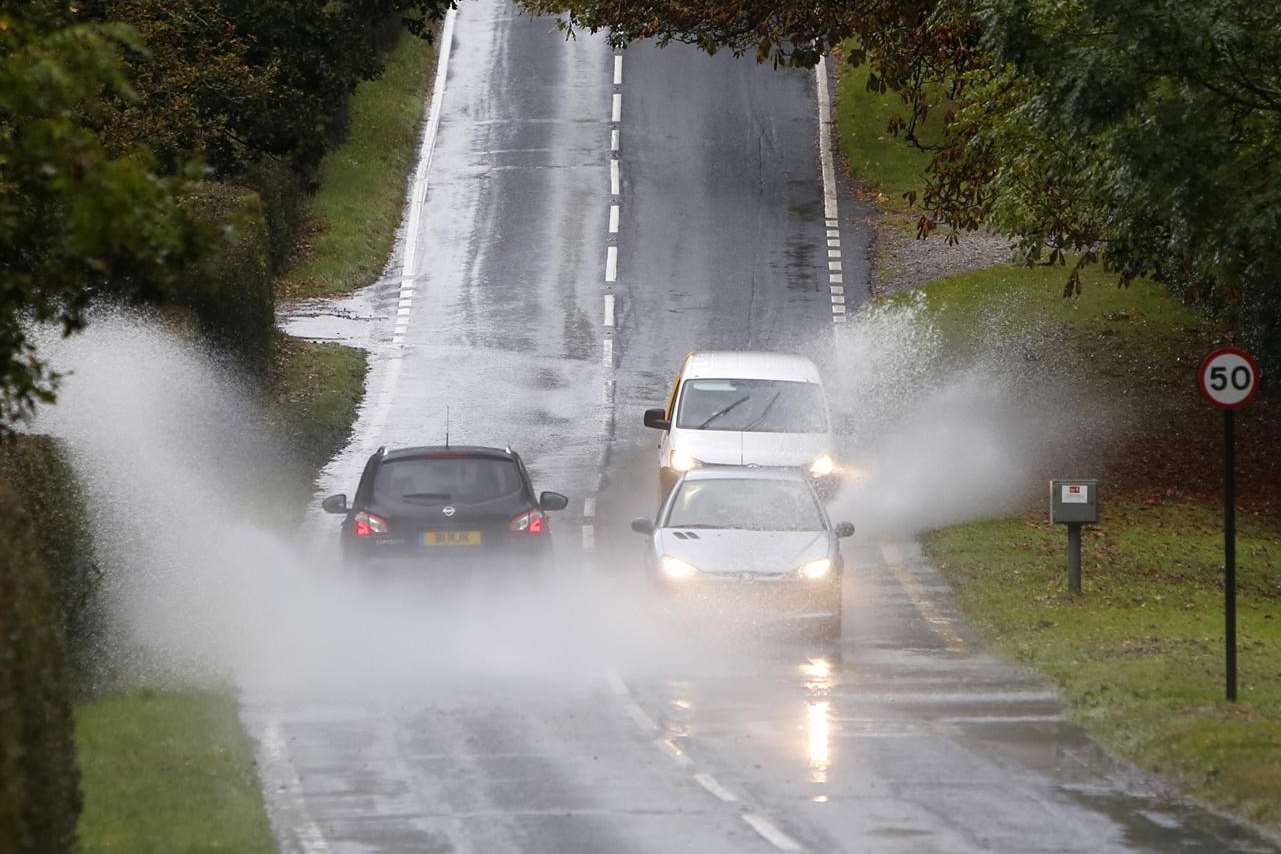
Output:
[660, 555, 698, 579]
[808, 454, 836, 477]
[799, 558, 832, 580]
[670, 449, 701, 472]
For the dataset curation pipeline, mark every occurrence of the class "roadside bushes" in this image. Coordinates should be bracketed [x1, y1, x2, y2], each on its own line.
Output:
[0, 478, 82, 853]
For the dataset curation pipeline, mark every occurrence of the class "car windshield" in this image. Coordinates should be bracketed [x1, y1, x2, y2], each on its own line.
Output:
[675, 378, 827, 432]
[373, 456, 523, 505]
[665, 478, 825, 531]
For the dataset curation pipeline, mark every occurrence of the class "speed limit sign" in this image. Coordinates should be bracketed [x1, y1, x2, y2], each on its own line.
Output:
[1198, 347, 1260, 410]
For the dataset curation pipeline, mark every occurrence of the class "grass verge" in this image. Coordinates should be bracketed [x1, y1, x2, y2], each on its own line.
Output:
[76, 690, 275, 853]
[280, 30, 437, 299]
[908, 263, 1281, 831]
[833, 52, 940, 211]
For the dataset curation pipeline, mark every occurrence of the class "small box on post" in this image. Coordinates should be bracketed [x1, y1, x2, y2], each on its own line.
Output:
[1050, 479, 1098, 594]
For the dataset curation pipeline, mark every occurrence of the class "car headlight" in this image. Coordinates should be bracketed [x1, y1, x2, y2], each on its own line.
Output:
[660, 555, 697, 579]
[808, 454, 837, 477]
[799, 558, 832, 580]
[670, 449, 701, 472]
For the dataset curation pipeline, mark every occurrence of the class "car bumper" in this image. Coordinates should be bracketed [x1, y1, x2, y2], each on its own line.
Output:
[654, 575, 841, 622]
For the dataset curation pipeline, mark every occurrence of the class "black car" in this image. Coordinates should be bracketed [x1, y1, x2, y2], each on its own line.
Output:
[322, 445, 568, 569]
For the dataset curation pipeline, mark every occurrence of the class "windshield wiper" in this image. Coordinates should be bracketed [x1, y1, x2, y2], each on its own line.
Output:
[743, 391, 781, 431]
[698, 395, 751, 429]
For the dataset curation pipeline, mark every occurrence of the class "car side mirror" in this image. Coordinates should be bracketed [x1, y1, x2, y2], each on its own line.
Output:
[322, 494, 348, 514]
[630, 517, 656, 535]
[834, 521, 855, 539]
[643, 408, 671, 430]
[540, 491, 569, 511]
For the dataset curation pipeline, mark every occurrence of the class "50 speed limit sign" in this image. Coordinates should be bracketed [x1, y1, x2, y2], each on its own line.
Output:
[1198, 346, 1260, 410]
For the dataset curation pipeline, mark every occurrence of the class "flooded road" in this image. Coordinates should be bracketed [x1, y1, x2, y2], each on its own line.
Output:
[252, 1, 1278, 851]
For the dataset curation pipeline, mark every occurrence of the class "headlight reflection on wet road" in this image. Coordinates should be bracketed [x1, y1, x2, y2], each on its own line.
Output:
[801, 658, 833, 784]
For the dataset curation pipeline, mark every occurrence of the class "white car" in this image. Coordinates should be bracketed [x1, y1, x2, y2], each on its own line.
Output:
[630, 468, 853, 637]
[643, 351, 838, 499]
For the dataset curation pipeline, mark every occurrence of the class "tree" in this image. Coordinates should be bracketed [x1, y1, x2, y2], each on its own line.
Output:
[0, 6, 196, 428]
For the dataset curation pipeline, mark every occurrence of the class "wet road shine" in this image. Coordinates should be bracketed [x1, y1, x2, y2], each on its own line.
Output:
[259, 2, 1278, 852]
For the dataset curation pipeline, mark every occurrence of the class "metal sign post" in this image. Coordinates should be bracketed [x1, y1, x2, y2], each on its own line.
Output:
[1050, 480, 1098, 594]
[1197, 346, 1261, 702]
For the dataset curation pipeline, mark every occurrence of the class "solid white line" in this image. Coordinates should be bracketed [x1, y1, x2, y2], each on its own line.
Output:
[692, 773, 739, 803]
[611, 159, 620, 195]
[815, 56, 839, 222]
[604, 293, 615, 327]
[612, 92, 622, 122]
[611, 129, 619, 150]
[261, 720, 331, 854]
[623, 700, 658, 733]
[743, 813, 804, 852]
[583, 496, 596, 519]
[581, 524, 595, 552]
[604, 668, 628, 696]
[613, 54, 623, 85]
[655, 738, 693, 768]
[605, 246, 618, 282]
[609, 205, 619, 233]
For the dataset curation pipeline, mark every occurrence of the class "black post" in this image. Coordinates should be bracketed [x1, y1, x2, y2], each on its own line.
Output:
[1067, 523, 1082, 594]
[1224, 409, 1237, 702]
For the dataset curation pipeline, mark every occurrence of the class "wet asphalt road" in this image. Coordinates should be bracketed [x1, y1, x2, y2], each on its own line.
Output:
[262, 2, 1278, 852]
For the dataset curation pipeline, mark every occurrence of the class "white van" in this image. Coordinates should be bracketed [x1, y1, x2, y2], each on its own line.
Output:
[644, 352, 839, 500]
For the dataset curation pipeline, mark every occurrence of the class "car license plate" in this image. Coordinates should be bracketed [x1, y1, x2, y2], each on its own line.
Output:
[422, 531, 482, 546]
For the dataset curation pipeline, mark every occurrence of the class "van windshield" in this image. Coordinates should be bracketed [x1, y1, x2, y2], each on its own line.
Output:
[675, 379, 828, 433]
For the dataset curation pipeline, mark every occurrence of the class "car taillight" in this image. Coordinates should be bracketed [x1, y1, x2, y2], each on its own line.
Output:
[353, 511, 389, 537]
[509, 509, 546, 534]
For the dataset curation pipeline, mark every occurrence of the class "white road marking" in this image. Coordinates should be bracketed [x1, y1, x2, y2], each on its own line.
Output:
[623, 700, 658, 732]
[604, 293, 615, 327]
[613, 54, 623, 85]
[828, 260, 842, 271]
[602, 336, 613, 367]
[831, 294, 845, 304]
[830, 286, 844, 295]
[583, 496, 596, 519]
[815, 56, 838, 221]
[611, 129, 620, 150]
[827, 239, 841, 248]
[605, 246, 618, 282]
[827, 248, 841, 258]
[609, 204, 619, 233]
[826, 229, 840, 238]
[655, 738, 693, 768]
[581, 523, 595, 552]
[611, 159, 620, 195]
[832, 304, 846, 314]
[826, 218, 839, 228]
[260, 719, 331, 854]
[829, 273, 842, 284]
[612, 92, 622, 122]
[692, 773, 739, 803]
[743, 813, 804, 852]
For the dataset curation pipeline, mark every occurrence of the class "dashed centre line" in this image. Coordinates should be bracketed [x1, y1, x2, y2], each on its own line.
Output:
[815, 56, 846, 325]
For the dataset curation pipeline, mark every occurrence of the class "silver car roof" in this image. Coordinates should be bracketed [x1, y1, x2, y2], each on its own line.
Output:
[677, 467, 811, 483]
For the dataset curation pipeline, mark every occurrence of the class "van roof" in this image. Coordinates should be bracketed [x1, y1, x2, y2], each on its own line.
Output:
[682, 351, 822, 383]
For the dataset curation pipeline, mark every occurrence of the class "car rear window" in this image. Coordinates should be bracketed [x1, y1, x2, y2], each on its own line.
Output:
[373, 456, 524, 505]
[675, 379, 828, 432]
[665, 478, 824, 531]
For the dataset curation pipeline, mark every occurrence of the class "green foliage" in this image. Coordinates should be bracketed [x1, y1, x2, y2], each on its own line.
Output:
[281, 30, 438, 298]
[0, 437, 102, 690]
[76, 690, 275, 854]
[0, 481, 82, 853]
[0, 8, 197, 428]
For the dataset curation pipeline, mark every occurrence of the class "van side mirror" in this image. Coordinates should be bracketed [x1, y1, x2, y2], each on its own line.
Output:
[834, 521, 855, 539]
[630, 518, 656, 535]
[322, 494, 348, 514]
[643, 408, 671, 430]
[540, 491, 569, 511]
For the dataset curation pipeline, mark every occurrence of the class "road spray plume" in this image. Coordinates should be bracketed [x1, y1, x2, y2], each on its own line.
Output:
[825, 294, 1108, 536]
[32, 310, 692, 702]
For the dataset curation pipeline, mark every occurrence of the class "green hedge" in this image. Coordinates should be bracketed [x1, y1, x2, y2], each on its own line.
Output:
[0, 478, 82, 853]
[0, 438, 100, 691]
